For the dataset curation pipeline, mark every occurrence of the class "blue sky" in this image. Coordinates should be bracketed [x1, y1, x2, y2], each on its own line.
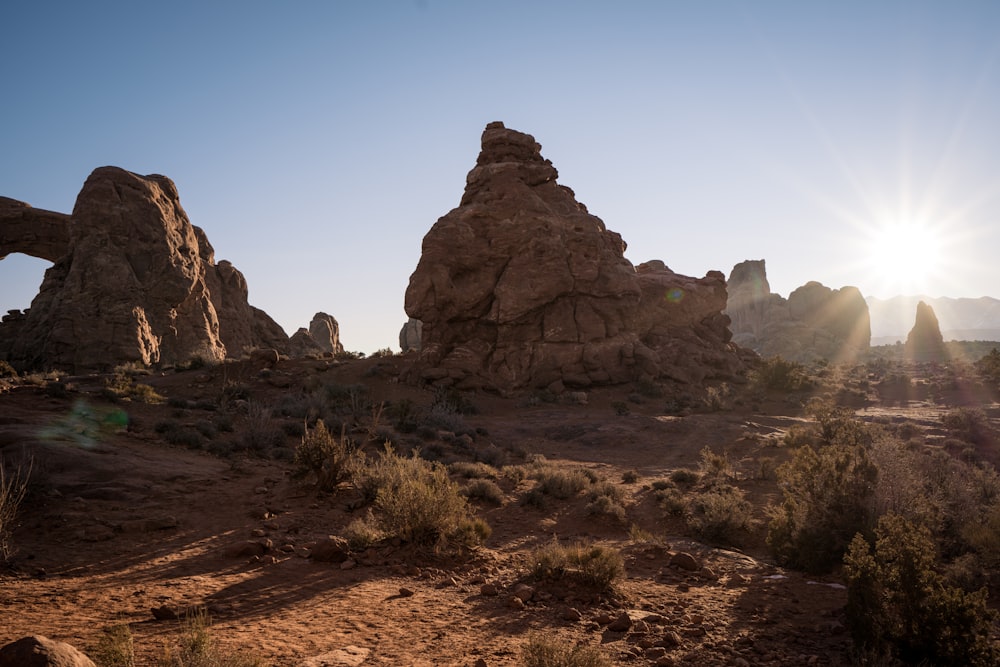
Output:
[3, 1, 999, 352]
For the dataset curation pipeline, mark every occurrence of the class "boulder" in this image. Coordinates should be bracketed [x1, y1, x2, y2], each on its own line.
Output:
[904, 300, 948, 362]
[0, 167, 289, 370]
[0, 635, 96, 667]
[726, 260, 870, 362]
[404, 122, 746, 390]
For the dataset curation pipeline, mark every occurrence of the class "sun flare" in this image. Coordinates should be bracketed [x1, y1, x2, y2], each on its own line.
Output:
[863, 219, 944, 295]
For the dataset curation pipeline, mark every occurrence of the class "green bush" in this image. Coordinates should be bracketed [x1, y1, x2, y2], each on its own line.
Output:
[293, 419, 359, 492]
[521, 635, 610, 667]
[942, 407, 995, 446]
[975, 347, 1000, 387]
[844, 514, 999, 666]
[529, 540, 624, 591]
[752, 356, 809, 392]
[767, 440, 877, 573]
[686, 483, 755, 546]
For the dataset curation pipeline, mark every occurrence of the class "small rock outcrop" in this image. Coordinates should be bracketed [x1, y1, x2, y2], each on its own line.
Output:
[904, 300, 948, 362]
[0, 635, 96, 667]
[0, 167, 289, 370]
[404, 122, 747, 390]
[398, 317, 422, 352]
[287, 312, 344, 358]
[726, 259, 870, 362]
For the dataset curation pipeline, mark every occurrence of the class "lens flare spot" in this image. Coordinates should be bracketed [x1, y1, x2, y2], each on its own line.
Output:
[666, 288, 684, 303]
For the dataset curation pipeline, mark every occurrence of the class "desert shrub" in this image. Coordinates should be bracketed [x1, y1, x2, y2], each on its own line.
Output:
[93, 622, 135, 667]
[461, 478, 504, 505]
[529, 540, 624, 591]
[449, 461, 498, 479]
[698, 446, 734, 482]
[621, 469, 639, 484]
[194, 420, 217, 439]
[155, 609, 264, 667]
[975, 347, 1000, 387]
[343, 512, 382, 550]
[166, 427, 205, 450]
[521, 634, 610, 667]
[586, 494, 626, 523]
[102, 369, 163, 404]
[844, 514, 999, 666]
[752, 356, 809, 392]
[0, 360, 18, 378]
[431, 385, 477, 415]
[242, 401, 285, 454]
[655, 483, 686, 516]
[669, 468, 700, 488]
[0, 458, 31, 562]
[611, 400, 630, 416]
[686, 483, 755, 545]
[942, 407, 995, 446]
[293, 419, 359, 492]
[533, 467, 591, 499]
[357, 446, 489, 550]
[768, 440, 878, 573]
[387, 398, 420, 433]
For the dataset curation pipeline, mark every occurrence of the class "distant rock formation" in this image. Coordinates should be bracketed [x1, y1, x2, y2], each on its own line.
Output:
[0, 167, 289, 370]
[404, 122, 748, 391]
[868, 295, 1000, 344]
[726, 259, 870, 362]
[399, 317, 422, 353]
[287, 312, 345, 358]
[904, 300, 948, 362]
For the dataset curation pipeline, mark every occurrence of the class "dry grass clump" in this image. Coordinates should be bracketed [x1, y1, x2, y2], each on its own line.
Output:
[293, 419, 360, 492]
[155, 610, 264, 667]
[351, 446, 491, 551]
[529, 540, 624, 591]
[461, 478, 505, 505]
[102, 367, 163, 404]
[92, 612, 264, 667]
[521, 634, 611, 667]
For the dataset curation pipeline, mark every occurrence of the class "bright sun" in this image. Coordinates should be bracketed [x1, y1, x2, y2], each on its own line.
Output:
[864, 220, 943, 295]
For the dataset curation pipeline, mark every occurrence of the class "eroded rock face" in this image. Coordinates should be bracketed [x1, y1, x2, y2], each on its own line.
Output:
[399, 317, 422, 353]
[404, 122, 747, 390]
[726, 260, 870, 362]
[905, 300, 948, 362]
[0, 167, 288, 370]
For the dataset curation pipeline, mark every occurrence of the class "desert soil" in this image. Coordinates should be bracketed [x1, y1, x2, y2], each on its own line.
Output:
[1, 356, 996, 666]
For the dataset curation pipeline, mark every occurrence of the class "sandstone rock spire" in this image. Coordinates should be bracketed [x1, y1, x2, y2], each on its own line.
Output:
[404, 122, 747, 390]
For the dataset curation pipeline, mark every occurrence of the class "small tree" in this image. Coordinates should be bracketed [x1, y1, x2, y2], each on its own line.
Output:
[767, 440, 877, 573]
[845, 514, 999, 666]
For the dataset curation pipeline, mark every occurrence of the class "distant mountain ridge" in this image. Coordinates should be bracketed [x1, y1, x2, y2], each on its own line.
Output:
[867, 295, 1000, 344]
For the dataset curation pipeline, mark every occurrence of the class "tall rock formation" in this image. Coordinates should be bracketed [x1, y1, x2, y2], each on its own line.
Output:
[904, 300, 948, 362]
[0, 167, 288, 370]
[404, 122, 747, 391]
[726, 260, 870, 362]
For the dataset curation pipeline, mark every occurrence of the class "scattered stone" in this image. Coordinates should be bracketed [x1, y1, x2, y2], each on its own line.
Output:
[0, 635, 96, 667]
[608, 611, 633, 632]
[398, 587, 414, 598]
[511, 583, 534, 602]
[669, 552, 700, 571]
[561, 607, 583, 622]
[506, 596, 525, 610]
[480, 583, 499, 597]
[309, 536, 350, 563]
[226, 539, 272, 559]
[340, 559, 357, 570]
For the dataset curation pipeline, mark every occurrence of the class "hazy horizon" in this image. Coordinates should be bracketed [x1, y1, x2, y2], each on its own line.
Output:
[4, 2, 1000, 352]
